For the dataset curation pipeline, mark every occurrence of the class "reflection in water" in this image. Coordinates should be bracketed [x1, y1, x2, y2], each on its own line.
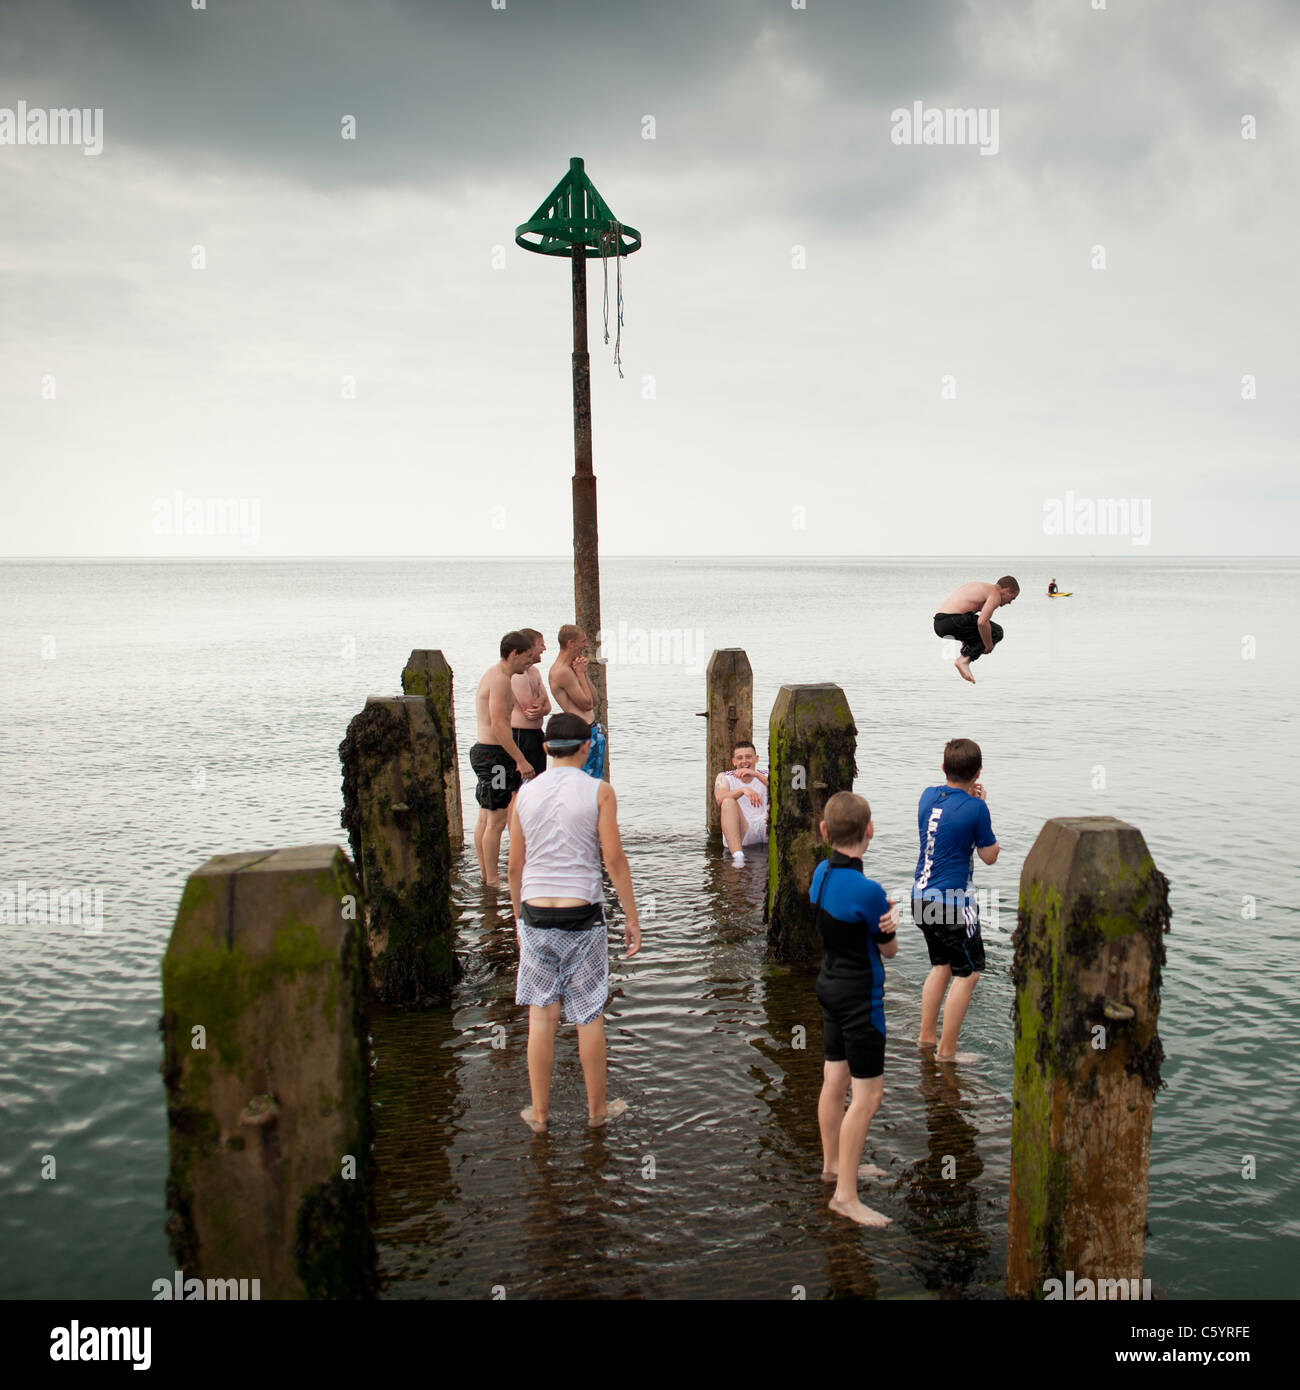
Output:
[370, 838, 1007, 1299]
[899, 1057, 991, 1296]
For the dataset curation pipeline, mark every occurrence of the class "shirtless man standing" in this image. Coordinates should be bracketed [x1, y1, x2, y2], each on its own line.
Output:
[471, 631, 535, 886]
[510, 628, 552, 780]
[933, 577, 1019, 684]
[548, 624, 605, 779]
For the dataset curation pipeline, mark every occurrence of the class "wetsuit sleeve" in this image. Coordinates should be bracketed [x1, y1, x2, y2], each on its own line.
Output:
[862, 881, 891, 935]
[975, 800, 996, 848]
[808, 860, 824, 907]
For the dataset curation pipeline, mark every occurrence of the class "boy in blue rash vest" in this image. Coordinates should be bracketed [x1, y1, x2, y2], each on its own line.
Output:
[911, 738, 1000, 1063]
[811, 791, 900, 1229]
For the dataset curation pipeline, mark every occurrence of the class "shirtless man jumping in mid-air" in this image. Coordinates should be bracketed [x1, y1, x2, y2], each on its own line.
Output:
[933, 577, 1019, 684]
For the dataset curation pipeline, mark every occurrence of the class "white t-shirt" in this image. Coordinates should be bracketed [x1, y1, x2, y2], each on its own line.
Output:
[719, 771, 769, 841]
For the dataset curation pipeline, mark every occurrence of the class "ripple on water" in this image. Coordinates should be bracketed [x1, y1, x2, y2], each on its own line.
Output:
[4, 557, 1298, 1298]
[371, 851, 1011, 1300]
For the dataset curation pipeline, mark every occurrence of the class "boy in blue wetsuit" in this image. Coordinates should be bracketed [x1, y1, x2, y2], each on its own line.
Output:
[911, 738, 1000, 1063]
[810, 791, 900, 1228]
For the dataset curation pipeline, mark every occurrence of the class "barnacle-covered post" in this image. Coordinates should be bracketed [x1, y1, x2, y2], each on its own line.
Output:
[765, 683, 857, 966]
[339, 695, 456, 1005]
[160, 845, 375, 1298]
[1007, 817, 1171, 1298]
[401, 649, 463, 847]
[515, 156, 641, 780]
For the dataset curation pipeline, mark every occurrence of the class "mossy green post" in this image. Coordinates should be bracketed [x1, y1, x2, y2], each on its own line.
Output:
[339, 695, 458, 1006]
[1007, 817, 1170, 1299]
[704, 649, 753, 837]
[765, 683, 857, 966]
[160, 844, 375, 1299]
[401, 649, 464, 847]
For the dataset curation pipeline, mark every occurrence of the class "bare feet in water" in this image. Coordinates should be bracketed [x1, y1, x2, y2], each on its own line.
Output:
[935, 1051, 980, 1065]
[520, 1105, 548, 1134]
[828, 1195, 892, 1228]
[917, 1038, 937, 1051]
[588, 1098, 628, 1128]
[822, 1163, 887, 1183]
[955, 656, 976, 684]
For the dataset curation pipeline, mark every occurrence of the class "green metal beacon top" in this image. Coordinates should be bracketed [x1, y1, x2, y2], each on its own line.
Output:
[515, 156, 642, 258]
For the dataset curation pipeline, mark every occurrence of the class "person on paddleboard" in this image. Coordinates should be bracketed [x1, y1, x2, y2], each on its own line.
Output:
[1048, 578, 1058, 595]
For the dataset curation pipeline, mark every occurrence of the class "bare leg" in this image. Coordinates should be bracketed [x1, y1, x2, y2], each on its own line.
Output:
[955, 655, 976, 684]
[522, 1002, 561, 1132]
[919, 964, 950, 1048]
[817, 1059, 850, 1175]
[937, 972, 980, 1060]
[480, 808, 508, 886]
[473, 809, 488, 880]
[720, 798, 744, 854]
[577, 1016, 627, 1126]
[828, 1076, 891, 1227]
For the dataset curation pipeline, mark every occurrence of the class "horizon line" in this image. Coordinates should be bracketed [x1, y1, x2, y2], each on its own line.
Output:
[2, 553, 1297, 563]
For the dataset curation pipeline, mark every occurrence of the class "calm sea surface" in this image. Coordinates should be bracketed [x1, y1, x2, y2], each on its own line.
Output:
[1, 557, 1297, 1299]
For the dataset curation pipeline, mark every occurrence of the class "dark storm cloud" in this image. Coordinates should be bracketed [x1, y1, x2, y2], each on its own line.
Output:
[0, 0, 965, 190]
[6, 0, 1295, 240]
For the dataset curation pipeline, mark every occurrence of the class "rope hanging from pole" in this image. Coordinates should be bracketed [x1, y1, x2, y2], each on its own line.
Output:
[601, 223, 625, 380]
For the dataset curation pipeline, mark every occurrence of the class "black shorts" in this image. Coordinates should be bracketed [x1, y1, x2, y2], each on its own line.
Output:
[469, 742, 521, 811]
[913, 896, 985, 976]
[816, 971, 886, 1079]
[933, 611, 1004, 663]
[513, 727, 546, 779]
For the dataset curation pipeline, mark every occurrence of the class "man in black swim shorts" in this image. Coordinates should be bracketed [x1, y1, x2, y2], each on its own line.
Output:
[470, 631, 535, 886]
[933, 576, 1019, 684]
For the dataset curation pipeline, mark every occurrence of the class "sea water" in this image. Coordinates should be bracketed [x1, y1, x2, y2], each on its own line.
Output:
[1, 557, 1296, 1298]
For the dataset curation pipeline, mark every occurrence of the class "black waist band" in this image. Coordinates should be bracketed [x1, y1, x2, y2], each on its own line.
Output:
[521, 902, 604, 931]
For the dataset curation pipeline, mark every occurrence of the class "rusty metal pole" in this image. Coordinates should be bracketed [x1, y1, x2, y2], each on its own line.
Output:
[571, 241, 608, 776]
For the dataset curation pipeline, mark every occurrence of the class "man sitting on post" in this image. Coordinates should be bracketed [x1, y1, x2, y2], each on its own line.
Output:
[715, 739, 769, 866]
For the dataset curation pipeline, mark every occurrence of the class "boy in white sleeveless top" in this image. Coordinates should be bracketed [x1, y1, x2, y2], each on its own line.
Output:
[507, 713, 641, 1133]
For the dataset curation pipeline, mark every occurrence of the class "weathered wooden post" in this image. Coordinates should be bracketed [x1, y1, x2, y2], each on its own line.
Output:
[339, 695, 456, 1006]
[1007, 816, 1170, 1299]
[703, 649, 754, 836]
[515, 156, 641, 781]
[160, 844, 375, 1299]
[765, 683, 857, 966]
[400, 648, 463, 847]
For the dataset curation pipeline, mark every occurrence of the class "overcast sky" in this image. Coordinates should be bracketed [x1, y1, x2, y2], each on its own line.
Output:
[1, 0, 1296, 557]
